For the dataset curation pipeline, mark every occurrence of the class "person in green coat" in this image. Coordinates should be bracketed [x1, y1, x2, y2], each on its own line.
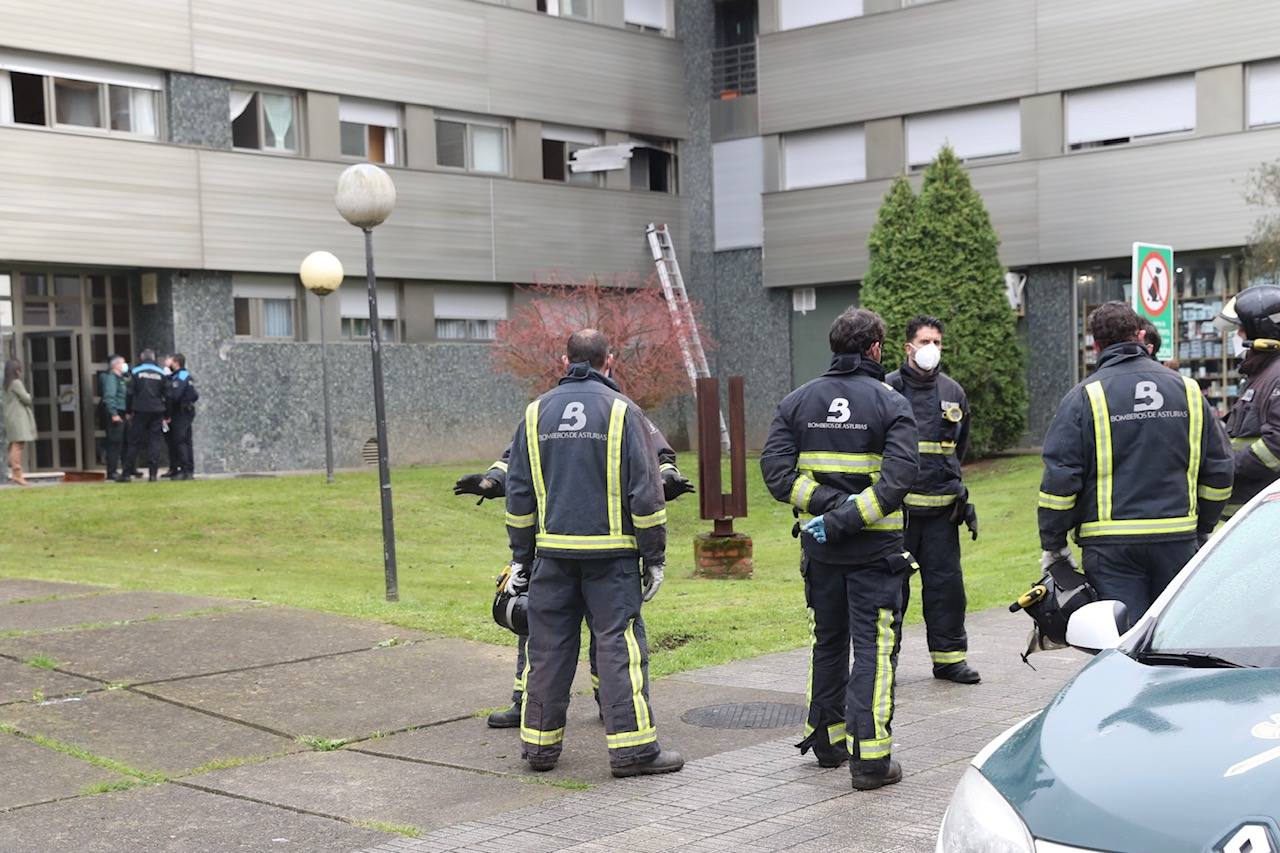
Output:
[100, 355, 130, 481]
[3, 359, 36, 486]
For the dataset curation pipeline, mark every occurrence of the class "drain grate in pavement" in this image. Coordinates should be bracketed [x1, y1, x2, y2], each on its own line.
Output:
[680, 702, 806, 729]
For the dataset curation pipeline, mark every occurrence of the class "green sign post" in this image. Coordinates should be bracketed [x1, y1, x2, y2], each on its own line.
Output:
[1132, 242, 1175, 361]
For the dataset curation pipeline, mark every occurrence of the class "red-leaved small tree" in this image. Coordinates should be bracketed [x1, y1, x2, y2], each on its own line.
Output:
[492, 272, 710, 410]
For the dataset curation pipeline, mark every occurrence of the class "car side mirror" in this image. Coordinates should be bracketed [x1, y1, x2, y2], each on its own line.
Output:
[1066, 600, 1128, 654]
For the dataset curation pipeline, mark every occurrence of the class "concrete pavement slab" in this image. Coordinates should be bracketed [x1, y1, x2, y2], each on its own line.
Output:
[0, 590, 242, 634]
[0, 578, 108, 604]
[0, 688, 299, 776]
[363, 680, 807, 786]
[0, 606, 422, 685]
[0, 782, 387, 852]
[146, 638, 518, 740]
[0, 733, 127, 810]
[0, 657, 99, 705]
[192, 749, 564, 834]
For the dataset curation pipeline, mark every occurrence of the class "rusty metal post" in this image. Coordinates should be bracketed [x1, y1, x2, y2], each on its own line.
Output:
[694, 376, 752, 577]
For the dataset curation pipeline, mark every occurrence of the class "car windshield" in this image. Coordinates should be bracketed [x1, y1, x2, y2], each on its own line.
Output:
[1147, 496, 1280, 668]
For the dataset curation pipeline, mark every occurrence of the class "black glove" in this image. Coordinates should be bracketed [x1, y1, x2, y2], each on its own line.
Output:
[948, 488, 970, 525]
[962, 503, 978, 540]
[453, 473, 503, 504]
[662, 470, 695, 502]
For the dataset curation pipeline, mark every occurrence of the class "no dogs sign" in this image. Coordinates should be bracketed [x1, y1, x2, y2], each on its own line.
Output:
[1132, 242, 1175, 362]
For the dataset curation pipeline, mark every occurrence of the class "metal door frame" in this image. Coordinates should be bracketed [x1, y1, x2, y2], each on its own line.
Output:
[23, 330, 83, 471]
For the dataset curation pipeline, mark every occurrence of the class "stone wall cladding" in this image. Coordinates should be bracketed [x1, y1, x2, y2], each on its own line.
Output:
[1024, 264, 1077, 444]
[167, 73, 232, 149]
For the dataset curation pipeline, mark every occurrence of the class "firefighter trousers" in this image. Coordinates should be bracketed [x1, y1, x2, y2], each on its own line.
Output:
[802, 551, 913, 769]
[1082, 539, 1198, 631]
[512, 622, 606, 703]
[521, 556, 660, 769]
[903, 512, 969, 667]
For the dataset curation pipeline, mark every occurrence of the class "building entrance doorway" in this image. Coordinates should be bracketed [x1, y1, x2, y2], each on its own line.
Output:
[24, 331, 83, 471]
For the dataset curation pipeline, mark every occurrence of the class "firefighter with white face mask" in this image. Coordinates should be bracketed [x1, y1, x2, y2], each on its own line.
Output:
[1224, 285, 1280, 517]
[886, 316, 980, 685]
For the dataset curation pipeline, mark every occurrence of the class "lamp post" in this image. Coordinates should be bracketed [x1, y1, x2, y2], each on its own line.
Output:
[335, 163, 399, 602]
[299, 251, 344, 485]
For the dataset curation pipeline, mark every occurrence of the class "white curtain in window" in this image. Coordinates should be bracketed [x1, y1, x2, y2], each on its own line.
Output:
[783, 125, 865, 189]
[0, 71, 11, 124]
[1249, 61, 1280, 127]
[339, 283, 398, 319]
[471, 125, 506, 173]
[624, 0, 666, 29]
[435, 319, 468, 340]
[779, 0, 862, 30]
[229, 89, 254, 121]
[714, 137, 764, 250]
[129, 88, 156, 137]
[262, 299, 294, 338]
[261, 93, 294, 150]
[906, 101, 1020, 167]
[384, 129, 397, 166]
[1066, 76, 1195, 146]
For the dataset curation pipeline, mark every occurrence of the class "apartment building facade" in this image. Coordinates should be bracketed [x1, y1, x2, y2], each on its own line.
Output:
[3, 0, 1280, 477]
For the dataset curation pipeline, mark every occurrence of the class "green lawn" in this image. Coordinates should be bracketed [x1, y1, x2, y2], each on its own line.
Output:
[0, 454, 1044, 677]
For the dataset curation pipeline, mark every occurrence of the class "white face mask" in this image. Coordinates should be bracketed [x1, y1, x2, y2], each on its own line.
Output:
[912, 342, 942, 372]
[1234, 335, 1249, 359]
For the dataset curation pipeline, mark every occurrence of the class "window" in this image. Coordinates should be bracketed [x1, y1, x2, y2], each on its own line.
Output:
[779, 0, 861, 30]
[625, 0, 668, 32]
[538, 0, 590, 19]
[542, 125, 601, 185]
[433, 286, 508, 342]
[231, 88, 298, 153]
[1248, 60, 1280, 128]
[340, 283, 399, 342]
[905, 101, 1020, 169]
[232, 277, 298, 339]
[1066, 76, 1195, 150]
[0, 274, 12, 363]
[0, 50, 160, 137]
[435, 116, 509, 174]
[713, 137, 764, 250]
[629, 138, 677, 193]
[782, 125, 865, 189]
[339, 98, 401, 165]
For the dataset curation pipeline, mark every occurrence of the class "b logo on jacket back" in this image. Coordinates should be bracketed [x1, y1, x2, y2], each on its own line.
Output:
[1133, 381, 1165, 413]
[807, 397, 868, 431]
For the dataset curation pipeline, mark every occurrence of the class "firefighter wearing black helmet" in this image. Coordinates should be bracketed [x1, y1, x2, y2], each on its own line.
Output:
[1224, 284, 1280, 516]
[1038, 302, 1233, 630]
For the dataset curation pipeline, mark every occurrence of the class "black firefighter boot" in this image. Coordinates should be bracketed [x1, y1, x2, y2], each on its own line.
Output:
[796, 730, 849, 769]
[611, 749, 685, 778]
[487, 697, 522, 729]
[850, 758, 903, 791]
[933, 661, 981, 684]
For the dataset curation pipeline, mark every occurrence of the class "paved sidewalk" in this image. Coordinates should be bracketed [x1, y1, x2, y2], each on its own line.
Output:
[0, 578, 1084, 852]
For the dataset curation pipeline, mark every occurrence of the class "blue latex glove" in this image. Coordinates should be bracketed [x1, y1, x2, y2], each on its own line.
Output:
[802, 515, 827, 544]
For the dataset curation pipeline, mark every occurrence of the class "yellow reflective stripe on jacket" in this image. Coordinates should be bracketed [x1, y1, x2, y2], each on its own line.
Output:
[631, 509, 667, 529]
[606, 399, 627, 537]
[853, 488, 885, 526]
[521, 725, 565, 746]
[1232, 435, 1259, 450]
[535, 533, 639, 550]
[1085, 382, 1113, 522]
[790, 474, 820, 512]
[505, 512, 535, 529]
[918, 440, 956, 455]
[865, 511, 905, 531]
[1038, 491, 1077, 511]
[1183, 377, 1203, 516]
[904, 492, 958, 508]
[1078, 515, 1197, 537]
[659, 462, 677, 474]
[489, 460, 508, 473]
[1251, 439, 1280, 473]
[525, 400, 547, 533]
[797, 451, 882, 474]
[1197, 484, 1232, 502]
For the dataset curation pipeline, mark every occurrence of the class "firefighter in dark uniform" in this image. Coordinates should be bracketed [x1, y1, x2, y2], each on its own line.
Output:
[1224, 286, 1280, 517]
[456, 417, 693, 729]
[120, 349, 170, 483]
[885, 316, 980, 685]
[504, 329, 683, 777]
[762, 307, 919, 791]
[164, 353, 199, 481]
[1039, 302, 1233, 629]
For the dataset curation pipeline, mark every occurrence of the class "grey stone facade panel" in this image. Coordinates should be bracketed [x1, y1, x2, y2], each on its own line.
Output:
[166, 73, 232, 150]
[1023, 265, 1076, 444]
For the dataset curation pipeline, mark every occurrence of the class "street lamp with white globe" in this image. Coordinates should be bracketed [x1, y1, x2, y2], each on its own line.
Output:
[335, 163, 399, 602]
[298, 250, 343, 485]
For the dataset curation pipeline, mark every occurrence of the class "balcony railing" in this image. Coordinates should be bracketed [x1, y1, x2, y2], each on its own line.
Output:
[711, 42, 757, 99]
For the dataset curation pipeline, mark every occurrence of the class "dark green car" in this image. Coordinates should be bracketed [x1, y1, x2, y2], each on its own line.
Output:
[936, 488, 1280, 853]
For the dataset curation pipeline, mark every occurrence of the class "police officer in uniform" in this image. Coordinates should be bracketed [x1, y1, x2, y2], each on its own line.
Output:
[886, 316, 980, 685]
[1224, 286, 1280, 517]
[762, 307, 919, 791]
[504, 329, 683, 777]
[164, 353, 199, 481]
[456, 417, 693, 730]
[120, 349, 170, 483]
[1039, 302, 1233, 628]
